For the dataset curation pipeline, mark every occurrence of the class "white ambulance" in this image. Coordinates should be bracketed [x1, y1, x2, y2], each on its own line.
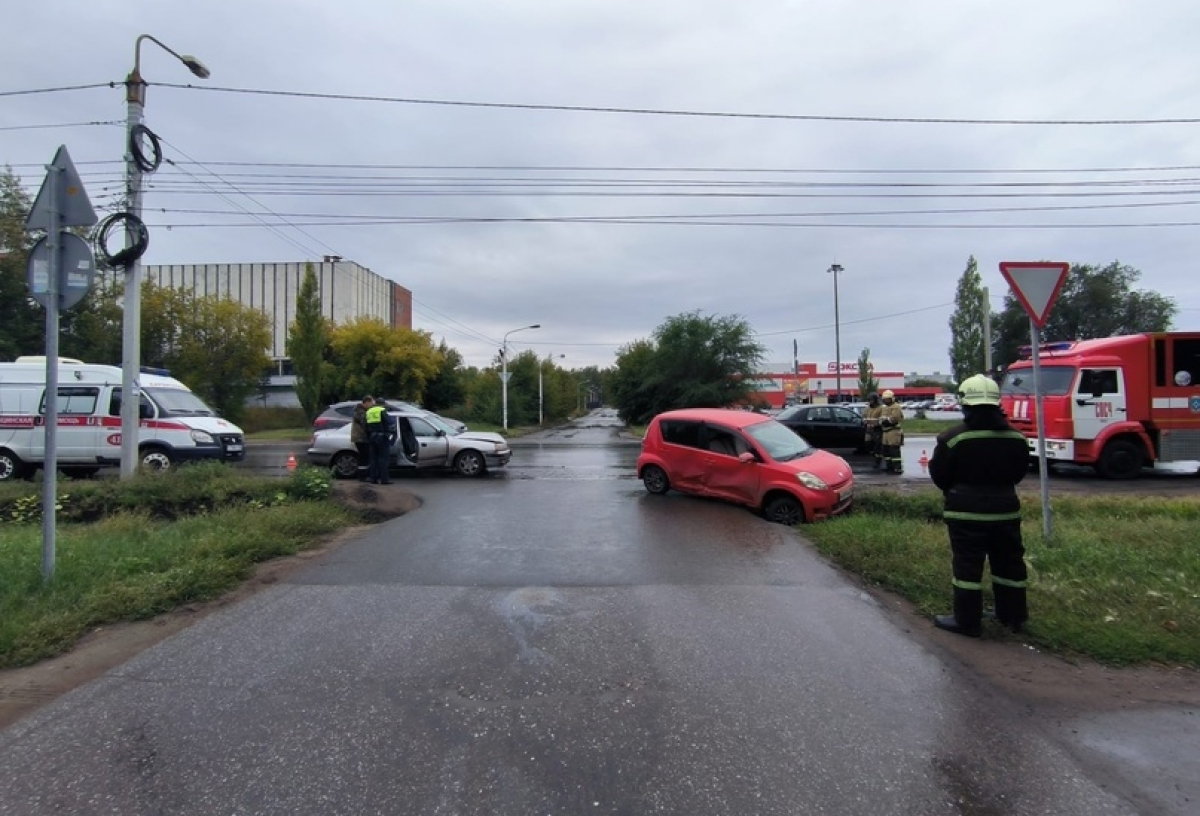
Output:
[0, 357, 246, 480]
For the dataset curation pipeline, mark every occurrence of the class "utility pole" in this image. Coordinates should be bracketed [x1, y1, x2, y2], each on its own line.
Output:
[828, 263, 843, 403]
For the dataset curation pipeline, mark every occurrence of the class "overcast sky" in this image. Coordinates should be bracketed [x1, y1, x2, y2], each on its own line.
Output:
[5, 1, 1200, 377]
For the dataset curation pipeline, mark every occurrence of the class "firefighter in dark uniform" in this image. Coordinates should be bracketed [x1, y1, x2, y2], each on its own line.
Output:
[863, 392, 884, 469]
[928, 374, 1030, 637]
[878, 390, 904, 474]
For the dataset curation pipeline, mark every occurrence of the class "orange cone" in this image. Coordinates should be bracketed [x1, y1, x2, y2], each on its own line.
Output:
[286, 453, 297, 471]
[918, 449, 929, 470]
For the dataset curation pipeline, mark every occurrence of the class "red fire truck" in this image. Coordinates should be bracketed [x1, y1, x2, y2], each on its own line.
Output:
[998, 332, 1200, 479]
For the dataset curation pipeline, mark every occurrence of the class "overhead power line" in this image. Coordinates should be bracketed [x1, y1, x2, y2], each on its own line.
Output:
[0, 119, 122, 132]
[0, 82, 114, 98]
[150, 81, 1200, 126]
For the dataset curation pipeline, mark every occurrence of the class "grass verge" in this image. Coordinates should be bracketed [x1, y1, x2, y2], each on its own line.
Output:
[0, 464, 358, 668]
[803, 488, 1200, 667]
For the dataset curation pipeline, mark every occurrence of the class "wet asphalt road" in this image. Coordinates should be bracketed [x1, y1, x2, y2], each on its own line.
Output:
[0, 411, 1195, 814]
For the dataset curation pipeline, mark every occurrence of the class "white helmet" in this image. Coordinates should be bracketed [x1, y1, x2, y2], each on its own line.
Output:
[957, 374, 1001, 406]
[881, 389, 895, 400]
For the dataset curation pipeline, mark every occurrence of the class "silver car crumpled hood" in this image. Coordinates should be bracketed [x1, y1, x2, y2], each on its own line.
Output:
[455, 431, 508, 446]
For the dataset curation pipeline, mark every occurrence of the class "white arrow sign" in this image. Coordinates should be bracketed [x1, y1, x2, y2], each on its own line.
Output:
[999, 261, 1070, 328]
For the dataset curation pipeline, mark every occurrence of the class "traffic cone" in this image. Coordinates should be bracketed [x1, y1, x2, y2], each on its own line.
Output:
[918, 449, 929, 470]
[286, 453, 297, 471]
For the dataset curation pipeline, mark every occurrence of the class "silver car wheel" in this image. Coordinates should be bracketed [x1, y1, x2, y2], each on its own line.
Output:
[454, 450, 485, 477]
[331, 451, 360, 479]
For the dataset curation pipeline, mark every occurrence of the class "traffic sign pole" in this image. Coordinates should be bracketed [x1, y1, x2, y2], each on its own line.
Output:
[41, 165, 62, 582]
[24, 145, 97, 582]
[999, 261, 1070, 542]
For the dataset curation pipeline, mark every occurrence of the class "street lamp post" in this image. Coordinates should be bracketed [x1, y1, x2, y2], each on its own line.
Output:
[538, 353, 565, 425]
[501, 324, 540, 431]
[828, 263, 843, 404]
[120, 35, 210, 478]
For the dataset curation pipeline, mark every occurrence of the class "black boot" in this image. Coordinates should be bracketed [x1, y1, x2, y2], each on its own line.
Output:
[992, 583, 1028, 632]
[933, 587, 983, 637]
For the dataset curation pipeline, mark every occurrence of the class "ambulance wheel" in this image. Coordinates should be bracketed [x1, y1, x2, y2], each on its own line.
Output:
[1097, 439, 1143, 480]
[0, 449, 32, 481]
[139, 447, 174, 473]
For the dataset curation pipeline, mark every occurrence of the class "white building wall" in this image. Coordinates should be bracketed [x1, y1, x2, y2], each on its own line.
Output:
[144, 260, 403, 360]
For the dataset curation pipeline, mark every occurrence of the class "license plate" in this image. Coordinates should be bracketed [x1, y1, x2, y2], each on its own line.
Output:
[838, 488, 853, 502]
[227, 444, 244, 452]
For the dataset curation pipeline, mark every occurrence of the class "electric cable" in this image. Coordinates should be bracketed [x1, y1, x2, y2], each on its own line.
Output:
[93, 212, 149, 269]
[129, 124, 163, 173]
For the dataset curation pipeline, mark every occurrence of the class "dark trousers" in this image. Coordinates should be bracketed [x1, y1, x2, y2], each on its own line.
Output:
[355, 442, 370, 477]
[946, 518, 1028, 626]
[368, 432, 392, 483]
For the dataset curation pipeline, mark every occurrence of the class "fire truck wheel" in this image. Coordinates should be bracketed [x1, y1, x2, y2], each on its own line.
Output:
[1097, 439, 1144, 480]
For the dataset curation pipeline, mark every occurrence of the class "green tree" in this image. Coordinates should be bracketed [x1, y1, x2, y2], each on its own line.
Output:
[423, 340, 466, 412]
[0, 168, 40, 360]
[326, 318, 441, 401]
[60, 270, 124, 364]
[168, 297, 272, 423]
[611, 312, 765, 424]
[288, 262, 329, 422]
[992, 261, 1178, 368]
[948, 255, 988, 384]
[856, 347, 880, 397]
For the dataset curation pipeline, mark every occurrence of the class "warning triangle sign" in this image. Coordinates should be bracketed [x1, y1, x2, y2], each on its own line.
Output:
[25, 145, 97, 230]
[999, 261, 1070, 328]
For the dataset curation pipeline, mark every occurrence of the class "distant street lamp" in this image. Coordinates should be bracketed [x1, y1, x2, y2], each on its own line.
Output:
[502, 324, 540, 431]
[120, 35, 210, 478]
[828, 263, 843, 404]
[539, 353, 565, 425]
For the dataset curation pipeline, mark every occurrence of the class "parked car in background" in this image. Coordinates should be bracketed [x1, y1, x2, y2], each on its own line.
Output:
[312, 400, 467, 434]
[307, 409, 509, 478]
[636, 408, 854, 525]
[774, 403, 868, 452]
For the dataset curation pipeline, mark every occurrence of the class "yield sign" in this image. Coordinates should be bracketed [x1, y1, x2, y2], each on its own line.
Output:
[999, 261, 1070, 328]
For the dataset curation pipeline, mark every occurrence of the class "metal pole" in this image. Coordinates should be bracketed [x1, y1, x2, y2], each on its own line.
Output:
[1030, 317, 1053, 539]
[502, 340, 509, 431]
[538, 356, 545, 426]
[41, 164, 62, 582]
[983, 286, 993, 374]
[119, 68, 146, 479]
[829, 264, 843, 403]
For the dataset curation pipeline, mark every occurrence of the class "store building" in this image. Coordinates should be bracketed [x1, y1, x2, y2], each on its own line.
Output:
[747, 361, 948, 408]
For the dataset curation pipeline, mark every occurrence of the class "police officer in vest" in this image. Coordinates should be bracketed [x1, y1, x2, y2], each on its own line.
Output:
[929, 374, 1030, 637]
[364, 399, 397, 485]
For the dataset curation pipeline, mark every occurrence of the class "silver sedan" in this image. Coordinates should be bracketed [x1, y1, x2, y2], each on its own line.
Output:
[306, 410, 511, 478]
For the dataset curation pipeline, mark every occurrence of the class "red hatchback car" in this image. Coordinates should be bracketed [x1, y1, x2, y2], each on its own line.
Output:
[636, 408, 854, 524]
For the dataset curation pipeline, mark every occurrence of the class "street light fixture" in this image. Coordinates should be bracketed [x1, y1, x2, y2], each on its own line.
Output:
[501, 324, 540, 431]
[538, 353, 565, 425]
[828, 263, 843, 404]
[119, 35, 210, 478]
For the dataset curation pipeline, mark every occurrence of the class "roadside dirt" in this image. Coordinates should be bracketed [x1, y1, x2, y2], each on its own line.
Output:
[2, 481, 1196, 732]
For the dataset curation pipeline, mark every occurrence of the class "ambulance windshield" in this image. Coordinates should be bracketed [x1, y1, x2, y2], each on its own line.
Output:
[1000, 365, 1076, 397]
[144, 387, 217, 417]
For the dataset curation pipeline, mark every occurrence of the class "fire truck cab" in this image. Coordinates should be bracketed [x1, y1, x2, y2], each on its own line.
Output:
[999, 333, 1200, 479]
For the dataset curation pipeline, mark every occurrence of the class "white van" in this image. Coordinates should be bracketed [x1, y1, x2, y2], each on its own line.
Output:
[0, 358, 245, 480]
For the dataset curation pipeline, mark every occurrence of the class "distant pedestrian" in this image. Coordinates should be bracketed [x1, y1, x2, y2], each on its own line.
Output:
[364, 399, 397, 484]
[863, 392, 883, 469]
[878, 390, 904, 473]
[351, 395, 373, 480]
[928, 374, 1031, 637]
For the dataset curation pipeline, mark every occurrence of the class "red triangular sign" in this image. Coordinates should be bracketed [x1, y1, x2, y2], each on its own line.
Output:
[999, 261, 1070, 328]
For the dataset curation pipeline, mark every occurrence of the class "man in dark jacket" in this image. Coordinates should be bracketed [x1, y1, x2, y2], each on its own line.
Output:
[351, 396, 373, 480]
[928, 374, 1031, 637]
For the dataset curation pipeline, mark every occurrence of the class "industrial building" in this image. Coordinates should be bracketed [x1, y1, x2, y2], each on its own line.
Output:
[144, 256, 412, 405]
